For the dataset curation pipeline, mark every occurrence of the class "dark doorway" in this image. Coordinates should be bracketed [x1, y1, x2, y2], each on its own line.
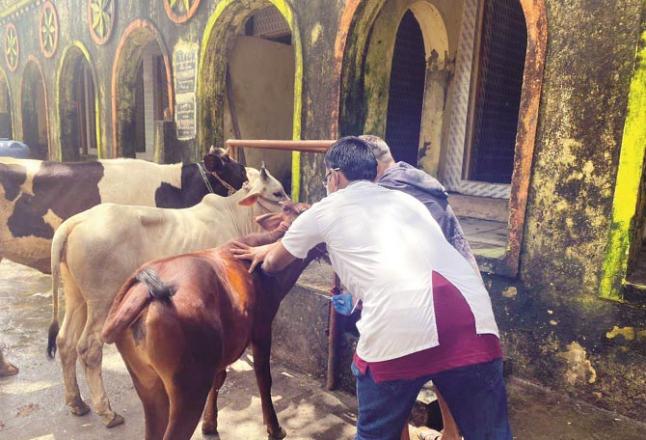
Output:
[22, 63, 49, 159]
[466, 0, 527, 184]
[115, 35, 169, 161]
[385, 10, 426, 166]
[0, 77, 12, 138]
[61, 54, 98, 161]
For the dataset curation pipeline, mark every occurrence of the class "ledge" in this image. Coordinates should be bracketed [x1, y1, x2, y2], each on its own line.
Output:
[620, 280, 646, 306]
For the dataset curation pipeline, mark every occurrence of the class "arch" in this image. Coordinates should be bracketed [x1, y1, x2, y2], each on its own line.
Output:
[20, 56, 51, 159]
[335, 0, 548, 276]
[111, 19, 174, 158]
[409, 1, 449, 63]
[197, 0, 303, 199]
[0, 66, 14, 139]
[336, 1, 452, 150]
[56, 41, 103, 160]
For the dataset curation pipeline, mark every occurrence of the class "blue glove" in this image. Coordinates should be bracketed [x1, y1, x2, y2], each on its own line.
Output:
[331, 293, 354, 316]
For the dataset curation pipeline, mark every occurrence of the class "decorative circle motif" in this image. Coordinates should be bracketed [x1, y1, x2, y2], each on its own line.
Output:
[4, 23, 19, 72]
[163, 0, 201, 24]
[88, 0, 116, 45]
[40, 1, 59, 58]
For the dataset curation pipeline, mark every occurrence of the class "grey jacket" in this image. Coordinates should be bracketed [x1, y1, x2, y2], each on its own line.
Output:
[378, 162, 480, 273]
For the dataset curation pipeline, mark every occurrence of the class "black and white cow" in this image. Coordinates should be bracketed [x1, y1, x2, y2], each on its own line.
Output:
[0, 148, 247, 273]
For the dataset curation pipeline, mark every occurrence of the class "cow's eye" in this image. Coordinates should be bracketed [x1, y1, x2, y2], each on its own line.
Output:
[273, 192, 283, 198]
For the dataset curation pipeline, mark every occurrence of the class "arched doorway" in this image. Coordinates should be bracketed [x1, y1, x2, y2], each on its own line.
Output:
[21, 59, 50, 159]
[112, 20, 172, 160]
[339, 0, 452, 172]
[0, 69, 12, 139]
[337, 0, 547, 276]
[59, 45, 99, 161]
[385, 10, 427, 166]
[462, 0, 527, 184]
[198, 0, 303, 196]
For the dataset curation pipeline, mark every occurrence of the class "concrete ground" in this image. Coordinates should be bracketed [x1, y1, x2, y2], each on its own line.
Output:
[0, 260, 359, 439]
[2, 259, 646, 440]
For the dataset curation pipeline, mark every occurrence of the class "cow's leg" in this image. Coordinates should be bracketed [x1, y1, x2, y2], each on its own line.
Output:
[77, 300, 124, 428]
[130, 369, 170, 440]
[163, 370, 213, 440]
[57, 268, 90, 416]
[251, 338, 285, 440]
[201, 370, 227, 436]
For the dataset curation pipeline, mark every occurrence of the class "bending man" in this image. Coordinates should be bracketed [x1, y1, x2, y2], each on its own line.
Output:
[232, 137, 512, 440]
[361, 134, 475, 440]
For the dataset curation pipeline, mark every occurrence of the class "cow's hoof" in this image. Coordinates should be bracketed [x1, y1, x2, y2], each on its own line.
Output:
[102, 412, 125, 428]
[0, 361, 19, 377]
[202, 422, 220, 437]
[268, 427, 287, 440]
[69, 399, 91, 417]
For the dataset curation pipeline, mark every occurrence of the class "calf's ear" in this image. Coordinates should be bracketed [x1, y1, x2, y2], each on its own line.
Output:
[255, 212, 284, 231]
[238, 193, 259, 206]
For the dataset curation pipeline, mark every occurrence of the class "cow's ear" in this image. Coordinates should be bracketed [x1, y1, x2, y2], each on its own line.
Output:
[203, 153, 224, 172]
[255, 212, 284, 231]
[238, 193, 259, 206]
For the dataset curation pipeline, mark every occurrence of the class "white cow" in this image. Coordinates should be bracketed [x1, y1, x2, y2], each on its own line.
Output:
[46, 166, 288, 427]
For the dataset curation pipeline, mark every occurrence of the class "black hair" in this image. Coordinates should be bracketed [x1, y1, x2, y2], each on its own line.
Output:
[324, 136, 377, 182]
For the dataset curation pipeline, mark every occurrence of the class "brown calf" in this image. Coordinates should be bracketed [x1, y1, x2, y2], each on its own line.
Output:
[102, 203, 321, 440]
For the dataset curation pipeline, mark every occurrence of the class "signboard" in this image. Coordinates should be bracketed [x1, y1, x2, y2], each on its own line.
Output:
[173, 40, 198, 141]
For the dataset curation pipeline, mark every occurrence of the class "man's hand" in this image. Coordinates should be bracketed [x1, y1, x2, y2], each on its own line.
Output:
[230, 242, 272, 273]
[331, 293, 354, 316]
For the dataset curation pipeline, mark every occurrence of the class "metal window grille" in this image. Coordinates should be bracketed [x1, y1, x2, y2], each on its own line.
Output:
[467, 0, 527, 184]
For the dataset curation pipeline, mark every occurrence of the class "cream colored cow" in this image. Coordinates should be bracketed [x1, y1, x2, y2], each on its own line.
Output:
[46, 167, 288, 428]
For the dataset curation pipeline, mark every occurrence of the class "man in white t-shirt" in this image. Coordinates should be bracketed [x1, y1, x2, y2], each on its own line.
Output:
[232, 137, 512, 440]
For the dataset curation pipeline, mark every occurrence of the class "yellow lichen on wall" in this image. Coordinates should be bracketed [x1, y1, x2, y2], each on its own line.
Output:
[311, 23, 322, 46]
[606, 325, 636, 341]
[600, 29, 646, 301]
[558, 341, 597, 385]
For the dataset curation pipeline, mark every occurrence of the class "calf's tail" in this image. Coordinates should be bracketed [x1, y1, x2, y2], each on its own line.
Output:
[47, 217, 78, 359]
[102, 268, 176, 344]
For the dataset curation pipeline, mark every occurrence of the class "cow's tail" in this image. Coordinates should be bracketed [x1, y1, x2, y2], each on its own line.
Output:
[102, 268, 176, 344]
[47, 216, 82, 359]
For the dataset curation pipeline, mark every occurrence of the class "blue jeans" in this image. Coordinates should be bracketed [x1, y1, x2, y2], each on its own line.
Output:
[352, 359, 512, 440]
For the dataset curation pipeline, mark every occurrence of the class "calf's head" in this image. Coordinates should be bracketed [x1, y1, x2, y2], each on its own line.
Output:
[238, 165, 289, 213]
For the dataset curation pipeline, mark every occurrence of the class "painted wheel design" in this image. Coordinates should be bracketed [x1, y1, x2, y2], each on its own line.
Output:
[4, 24, 19, 72]
[88, 0, 116, 45]
[164, 0, 201, 24]
[40, 1, 59, 58]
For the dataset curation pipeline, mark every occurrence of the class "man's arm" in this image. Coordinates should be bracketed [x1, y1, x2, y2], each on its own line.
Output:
[263, 240, 297, 273]
[232, 204, 322, 273]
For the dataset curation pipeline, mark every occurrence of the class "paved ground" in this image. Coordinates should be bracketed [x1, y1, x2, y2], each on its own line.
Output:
[2, 259, 646, 440]
[0, 260, 358, 440]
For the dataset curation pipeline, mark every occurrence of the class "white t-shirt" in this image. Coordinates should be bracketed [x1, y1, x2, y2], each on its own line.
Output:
[282, 180, 499, 362]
